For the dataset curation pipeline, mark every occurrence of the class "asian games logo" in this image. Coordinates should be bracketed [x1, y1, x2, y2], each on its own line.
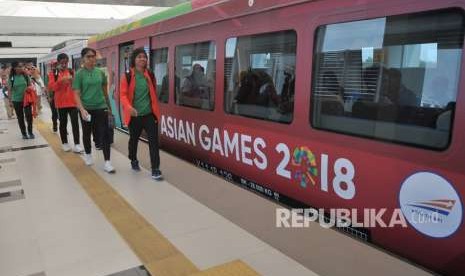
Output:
[292, 146, 318, 188]
[399, 172, 463, 238]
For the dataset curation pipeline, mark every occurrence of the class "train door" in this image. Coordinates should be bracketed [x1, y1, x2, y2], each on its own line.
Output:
[108, 50, 122, 128]
[117, 42, 134, 131]
[72, 56, 81, 71]
[40, 62, 46, 80]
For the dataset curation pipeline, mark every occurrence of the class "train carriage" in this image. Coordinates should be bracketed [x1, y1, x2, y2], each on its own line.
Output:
[88, 0, 465, 274]
[38, 39, 88, 78]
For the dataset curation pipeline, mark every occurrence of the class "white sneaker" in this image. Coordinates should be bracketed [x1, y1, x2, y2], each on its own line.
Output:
[73, 144, 83, 153]
[83, 154, 93, 166]
[103, 161, 115, 174]
[62, 143, 71, 152]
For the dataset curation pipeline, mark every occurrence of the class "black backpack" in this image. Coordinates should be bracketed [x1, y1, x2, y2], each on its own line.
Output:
[9, 74, 30, 87]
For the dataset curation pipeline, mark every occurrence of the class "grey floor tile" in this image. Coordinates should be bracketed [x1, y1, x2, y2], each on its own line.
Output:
[0, 179, 21, 189]
[105, 266, 150, 276]
[0, 189, 25, 203]
[27, 272, 47, 276]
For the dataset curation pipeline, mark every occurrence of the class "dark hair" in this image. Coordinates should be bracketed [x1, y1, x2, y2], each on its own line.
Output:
[9, 61, 21, 80]
[81, 47, 96, 58]
[57, 53, 69, 61]
[130, 47, 148, 68]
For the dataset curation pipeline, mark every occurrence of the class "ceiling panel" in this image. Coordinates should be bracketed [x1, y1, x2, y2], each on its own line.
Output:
[21, 0, 187, 7]
[0, 0, 186, 60]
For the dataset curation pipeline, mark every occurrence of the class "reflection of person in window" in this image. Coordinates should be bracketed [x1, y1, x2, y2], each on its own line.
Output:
[235, 70, 279, 107]
[382, 68, 418, 106]
[255, 70, 279, 107]
[235, 70, 258, 105]
[181, 64, 210, 105]
[322, 71, 344, 103]
[279, 67, 295, 114]
[362, 66, 379, 101]
[320, 71, 344, 115]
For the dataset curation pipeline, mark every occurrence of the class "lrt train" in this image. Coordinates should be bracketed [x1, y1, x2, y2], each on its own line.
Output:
[84, 0, 465, 274]
[38, 39, 90, 78]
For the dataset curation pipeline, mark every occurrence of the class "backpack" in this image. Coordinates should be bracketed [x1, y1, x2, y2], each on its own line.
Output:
[10, 74, 30, 88]
[54, 68, 74, 82]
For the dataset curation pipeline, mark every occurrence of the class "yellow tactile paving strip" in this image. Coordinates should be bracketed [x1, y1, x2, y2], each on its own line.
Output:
[190, 260, 258, 276]
[37, 120, 259, 276]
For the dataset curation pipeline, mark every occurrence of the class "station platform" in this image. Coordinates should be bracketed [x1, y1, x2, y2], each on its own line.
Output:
[0, 99, 434, 276]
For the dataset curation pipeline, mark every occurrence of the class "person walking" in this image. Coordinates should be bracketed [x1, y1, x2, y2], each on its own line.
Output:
[7, 62, 36, 139]
[49, 53, 83, 153]
[46, 61, 59, 132]
[73, 47, 115, 173]
[120, 47, 162, 180]
[27, 63, 44, 113]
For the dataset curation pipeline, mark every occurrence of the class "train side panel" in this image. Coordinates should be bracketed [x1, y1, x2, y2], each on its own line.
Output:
[94, 0, 465, 274]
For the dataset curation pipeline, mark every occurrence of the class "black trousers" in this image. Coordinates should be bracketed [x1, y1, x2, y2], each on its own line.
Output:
[92, 117, 101, 147]
[13, 101, 33, 136]
[128, 114, 160, 170]
[80, 109, 111, 160]
[49, 99, 58, 130]
[58, 107, 80, 145]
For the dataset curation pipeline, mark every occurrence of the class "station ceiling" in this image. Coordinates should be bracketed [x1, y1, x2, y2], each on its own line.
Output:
[0, 0, 188, 60]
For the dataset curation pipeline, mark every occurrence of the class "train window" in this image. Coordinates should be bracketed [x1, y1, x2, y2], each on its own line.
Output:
[175, 41, 216, 110]
[311, 9, 464, 149]
[152, 48, 169, 103]
[224, 31, 296, 123]
[96, 58, 107, 68]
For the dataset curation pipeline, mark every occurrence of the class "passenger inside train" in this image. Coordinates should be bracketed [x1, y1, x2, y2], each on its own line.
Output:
[225, 31, 297, 123]
[181, 64, 210, 100]
[176, 42, 216, 111]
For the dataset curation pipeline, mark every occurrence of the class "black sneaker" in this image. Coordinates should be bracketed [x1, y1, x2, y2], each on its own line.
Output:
[131, 160, 141, 171]
[22, 134, 28, 140]
[28, 134, 35, 139]
[152, 169, 163, 181]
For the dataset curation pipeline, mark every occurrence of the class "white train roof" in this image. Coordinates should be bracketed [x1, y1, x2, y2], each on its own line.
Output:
[0, 0, 180, 61]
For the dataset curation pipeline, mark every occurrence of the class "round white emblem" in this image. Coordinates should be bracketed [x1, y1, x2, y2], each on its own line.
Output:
[399, 172, 462, 238]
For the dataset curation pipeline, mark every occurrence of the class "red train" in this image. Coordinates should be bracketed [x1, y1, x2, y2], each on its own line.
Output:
[89, 0, 465, 274]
